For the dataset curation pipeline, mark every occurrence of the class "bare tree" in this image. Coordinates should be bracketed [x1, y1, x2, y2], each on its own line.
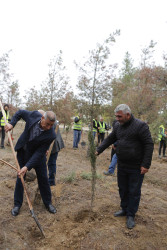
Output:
[7, 80, 21, 107]
[24, 86, 41, 110]
[0, 51, 12, 102]
[41, 51, 72, 110]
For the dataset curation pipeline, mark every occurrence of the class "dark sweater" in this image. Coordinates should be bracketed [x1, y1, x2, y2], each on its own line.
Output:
[97, 115, 154, 169]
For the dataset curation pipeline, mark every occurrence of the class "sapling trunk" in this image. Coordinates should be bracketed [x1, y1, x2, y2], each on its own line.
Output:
[88, 130, 97, 209]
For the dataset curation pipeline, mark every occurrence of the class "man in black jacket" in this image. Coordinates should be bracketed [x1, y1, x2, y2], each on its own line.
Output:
[95, 104, 154, 229]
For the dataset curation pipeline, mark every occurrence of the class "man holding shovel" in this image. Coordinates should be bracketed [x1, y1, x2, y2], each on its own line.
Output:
[5, 109, 57, 216]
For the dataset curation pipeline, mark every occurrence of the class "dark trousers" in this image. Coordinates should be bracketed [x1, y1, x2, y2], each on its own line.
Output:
[98, 133, 105, 144]
[117, 167, 144, 217]
[48, 152, 58, 186]
[111, 148, 116, 161]
[14, 149, 51, 208]
[159, 140, 166, 156]
[0, 126, 5, 147]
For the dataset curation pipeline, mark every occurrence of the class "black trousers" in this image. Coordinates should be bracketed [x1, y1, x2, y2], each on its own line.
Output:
[14, 149, 51, 208]
[0, 126, 5, 147]
[98, 133, 105, 144]
[159, 140, 166, 156]
[117, 167, 144, 217]
[111, 148, 116, 161]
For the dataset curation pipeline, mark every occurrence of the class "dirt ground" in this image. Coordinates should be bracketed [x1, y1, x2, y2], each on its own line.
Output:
[0, 123, 167, 250]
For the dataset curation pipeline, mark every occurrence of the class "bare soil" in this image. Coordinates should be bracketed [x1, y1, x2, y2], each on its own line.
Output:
[0, 123, 167, 250]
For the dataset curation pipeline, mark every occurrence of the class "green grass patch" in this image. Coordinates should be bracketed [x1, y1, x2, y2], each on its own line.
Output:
[63, 171, 76, 183]
[80, 172, 103, 181]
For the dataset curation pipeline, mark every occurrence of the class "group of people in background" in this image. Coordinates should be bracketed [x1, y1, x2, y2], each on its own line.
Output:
[73, 114, 109, 150]
[0, 102, 166, 229]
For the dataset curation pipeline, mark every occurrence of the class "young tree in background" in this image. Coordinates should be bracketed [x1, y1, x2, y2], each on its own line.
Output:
[7, 80, 21, 107]
[0, 52, 12, 102]
[76, 30, 120, 115]
[55, 92, 74, 127]
[140, 40, 157, 68]
[111, 51, 135, 113]
[41, 51, 71, 110]
[24, 86, 41, 110]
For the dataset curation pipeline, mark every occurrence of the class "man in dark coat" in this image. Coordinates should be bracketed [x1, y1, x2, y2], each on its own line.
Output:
[96, 104, 154, 229]
[5, 110, 57, 216]
[47, 120, 65, 186]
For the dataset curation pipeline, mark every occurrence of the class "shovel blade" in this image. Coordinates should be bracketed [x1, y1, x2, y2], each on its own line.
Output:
[30, 209, 45, 237]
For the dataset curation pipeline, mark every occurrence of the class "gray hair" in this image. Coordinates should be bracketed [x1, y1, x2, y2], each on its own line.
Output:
[43, 111, 56, 122]
[114, 104, 131, 114]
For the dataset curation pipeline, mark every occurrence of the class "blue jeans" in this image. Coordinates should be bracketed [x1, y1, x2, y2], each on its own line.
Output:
[93, 131, 96, 140]
[48, 152, 58, 186]
[117, 167, 144, 217]
[108, 153, 117, 174]
[73, 130, 81, 148]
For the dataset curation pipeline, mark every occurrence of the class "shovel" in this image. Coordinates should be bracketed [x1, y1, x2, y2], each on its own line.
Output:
[0, 100, 45, 237]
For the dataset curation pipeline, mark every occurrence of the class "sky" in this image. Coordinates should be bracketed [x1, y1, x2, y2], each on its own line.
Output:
[0, 0, 167, 96]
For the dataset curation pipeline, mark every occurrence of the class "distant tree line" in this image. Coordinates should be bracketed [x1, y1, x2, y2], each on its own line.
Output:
[0, 34, 167, 142]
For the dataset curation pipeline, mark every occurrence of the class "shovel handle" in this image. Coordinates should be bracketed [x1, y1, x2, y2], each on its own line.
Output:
[0, 159, 18, 172]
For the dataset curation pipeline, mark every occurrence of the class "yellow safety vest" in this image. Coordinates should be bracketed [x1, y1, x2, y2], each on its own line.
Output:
[93, 119, 97, 132]
[73, 116, 82, 130]
[99, 121, 105, 133]
[1, 111, 9, 126]
[158, 125, 165, 141]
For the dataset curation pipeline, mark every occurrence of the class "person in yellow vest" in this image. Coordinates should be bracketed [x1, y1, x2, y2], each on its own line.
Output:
[73, 114, 82, 149]
[93, 117, 98, 140]
[97, 117, 108, 144]
[0, 104, 10, 149]
[158, 124, 167, 158]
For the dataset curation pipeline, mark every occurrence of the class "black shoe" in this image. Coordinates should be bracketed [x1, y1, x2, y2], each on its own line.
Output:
[1, 146, 5, 149]
[114, 209, 126, 217]
[127, 216, 135, 229]
[11, 206, 20, 216]
[103, 171, 113, 176]
[46, 204, 57, 214]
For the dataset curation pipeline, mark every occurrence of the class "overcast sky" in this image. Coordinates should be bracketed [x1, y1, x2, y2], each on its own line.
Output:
[1, 0, 167, 96]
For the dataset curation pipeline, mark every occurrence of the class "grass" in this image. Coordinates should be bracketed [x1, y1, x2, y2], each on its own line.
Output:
[80, 172, 103, 181]
[62, 171, 76, 183]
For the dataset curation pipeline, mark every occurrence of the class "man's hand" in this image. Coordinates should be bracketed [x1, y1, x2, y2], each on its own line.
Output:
[140, 166, 148, 174]
[18, 166, 28, 178]
[95, 151, 99, 156]
[5, 123, 13, 132]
